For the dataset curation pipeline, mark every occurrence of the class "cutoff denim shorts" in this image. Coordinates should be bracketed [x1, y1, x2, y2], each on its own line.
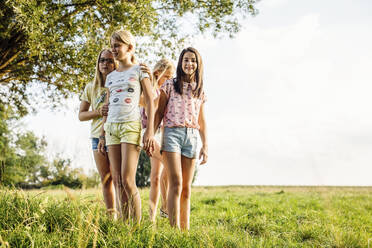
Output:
[161, 127, 198, 158]
[91, 138, 107, 151]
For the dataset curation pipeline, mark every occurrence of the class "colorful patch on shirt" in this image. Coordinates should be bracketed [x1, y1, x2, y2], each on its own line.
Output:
[128, 88, 134, 93]
[129, 77, 136, 82]
[96, 92, 106, 104]
[124, 98, 132, 103]
[116, 89, 124, 92]
[113, 98, 119, 103]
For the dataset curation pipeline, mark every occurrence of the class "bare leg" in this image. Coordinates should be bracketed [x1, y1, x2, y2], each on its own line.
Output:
[163, 151, 182, 229]
[179, 156, 196, 230]
[121, 143, 141, 223]
[93, 150, 115, 215]
[149, 156, 164, 222]
[108, 144, 127, 219]
[159, 165, 168, 213]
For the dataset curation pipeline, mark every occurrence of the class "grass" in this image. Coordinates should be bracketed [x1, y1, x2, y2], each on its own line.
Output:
[0, 186, 371, 247]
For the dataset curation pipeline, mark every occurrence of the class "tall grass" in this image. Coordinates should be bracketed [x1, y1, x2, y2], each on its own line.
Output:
[0, 186, 371, 247]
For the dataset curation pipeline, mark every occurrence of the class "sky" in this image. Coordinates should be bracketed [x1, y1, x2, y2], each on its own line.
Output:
[23, 0, 372, 186]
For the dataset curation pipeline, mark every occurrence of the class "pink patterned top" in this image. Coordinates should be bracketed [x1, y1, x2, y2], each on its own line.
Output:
[161, 79, 206, 129]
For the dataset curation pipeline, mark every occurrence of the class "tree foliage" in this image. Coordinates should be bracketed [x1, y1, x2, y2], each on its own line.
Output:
[0, 108, 100, 188]
[0, 127, 48, 186]
[136, 150, 151, 187]
[1, 0, 259, 116]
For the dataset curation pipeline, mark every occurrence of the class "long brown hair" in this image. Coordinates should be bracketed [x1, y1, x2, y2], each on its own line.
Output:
[174, 47, 203, 98]
[92, 48, 115, 101]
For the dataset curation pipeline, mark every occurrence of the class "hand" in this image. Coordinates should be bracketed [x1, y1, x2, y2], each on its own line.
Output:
[140, 63, 153, 82]
[99, 104, 109, 116]
[98, 138, 106, 155]
[142, 130, 155, 157]
[199, 146, 208, 165]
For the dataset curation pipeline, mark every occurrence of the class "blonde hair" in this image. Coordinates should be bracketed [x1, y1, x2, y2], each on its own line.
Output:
[91, 48, 115, 103]
[139, 59, 175, 108]
[111, 29, 137, 63]
[152, 59, 175, 90]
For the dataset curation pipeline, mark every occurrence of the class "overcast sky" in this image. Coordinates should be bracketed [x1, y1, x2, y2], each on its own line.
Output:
[24, 0, 372, 186]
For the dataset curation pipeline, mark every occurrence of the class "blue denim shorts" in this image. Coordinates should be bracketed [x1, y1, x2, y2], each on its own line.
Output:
[161, 127, 198, 158]
[92, 138, 107, 151]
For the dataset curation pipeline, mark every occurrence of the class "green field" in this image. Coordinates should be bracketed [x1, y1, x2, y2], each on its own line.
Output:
[1, 186, 371, 247]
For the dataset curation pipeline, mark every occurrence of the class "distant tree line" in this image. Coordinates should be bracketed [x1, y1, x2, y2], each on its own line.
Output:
[0, 107, 99, 189]
[0, 106, 152, 189]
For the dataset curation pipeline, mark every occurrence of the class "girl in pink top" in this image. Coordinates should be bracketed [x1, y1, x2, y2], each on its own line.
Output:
[154, 47, 208, 230]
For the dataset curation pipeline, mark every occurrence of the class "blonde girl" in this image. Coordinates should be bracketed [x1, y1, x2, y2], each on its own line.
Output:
[98, 30, 155, 223]
[141, 59, 175, 222]
[154, 47, 208, 230]
[79, 49, 116, 215]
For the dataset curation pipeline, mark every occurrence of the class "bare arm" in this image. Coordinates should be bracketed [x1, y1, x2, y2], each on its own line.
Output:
[139, 94, 145, 107]
[78, 101, 101, 121]
[154, 91, 167, 131]
[141, 77, 155, 134]
[139, 63, 152, 107]
[198, 103, 208, 164]
[140, 77, 155, 154]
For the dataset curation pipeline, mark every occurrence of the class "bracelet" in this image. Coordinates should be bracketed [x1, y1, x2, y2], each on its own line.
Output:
[99, 135, 105, 140]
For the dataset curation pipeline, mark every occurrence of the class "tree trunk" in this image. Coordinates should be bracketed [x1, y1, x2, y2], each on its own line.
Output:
[0, 160, 4, 184]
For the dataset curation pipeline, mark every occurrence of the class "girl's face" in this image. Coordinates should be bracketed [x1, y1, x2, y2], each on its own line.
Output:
[156, 68, 174, 87]
[181, 51, 197, 77]
[110, 38, 131, 61]
[99, 50, 115, 76]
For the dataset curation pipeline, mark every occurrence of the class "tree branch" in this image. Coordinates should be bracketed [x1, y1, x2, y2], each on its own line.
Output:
[51, 0, 97, 10]
[0, 51, 22, 71]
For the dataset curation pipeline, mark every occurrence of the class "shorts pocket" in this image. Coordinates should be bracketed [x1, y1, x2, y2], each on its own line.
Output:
[103, 122, 109, 132]
[126, 121, 141, 133]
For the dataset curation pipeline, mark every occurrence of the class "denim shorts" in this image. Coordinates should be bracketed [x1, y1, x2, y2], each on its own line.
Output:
[161, 127, 198, 158]
[92, 138, 107, 151]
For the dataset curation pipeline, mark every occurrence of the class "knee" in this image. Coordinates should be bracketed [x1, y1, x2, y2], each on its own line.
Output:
[122, 177, 136, 194]
[151, 175, 160, 188]
[181, 185, 191, 200]
[170, 178, 182, 195]
[111, 174, 121, 187]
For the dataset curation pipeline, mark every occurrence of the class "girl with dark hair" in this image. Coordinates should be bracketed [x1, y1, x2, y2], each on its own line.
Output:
[153, 47, 208, 230]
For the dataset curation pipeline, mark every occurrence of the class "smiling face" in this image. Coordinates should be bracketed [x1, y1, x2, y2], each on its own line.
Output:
[156, 68, 174, 87]
[110, 38, 131, 61]
[181, 51, 197, 77]
[98, 50, 115, 76]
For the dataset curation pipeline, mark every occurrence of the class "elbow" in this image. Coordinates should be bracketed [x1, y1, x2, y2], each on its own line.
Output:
[78, 113, 85, 122]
